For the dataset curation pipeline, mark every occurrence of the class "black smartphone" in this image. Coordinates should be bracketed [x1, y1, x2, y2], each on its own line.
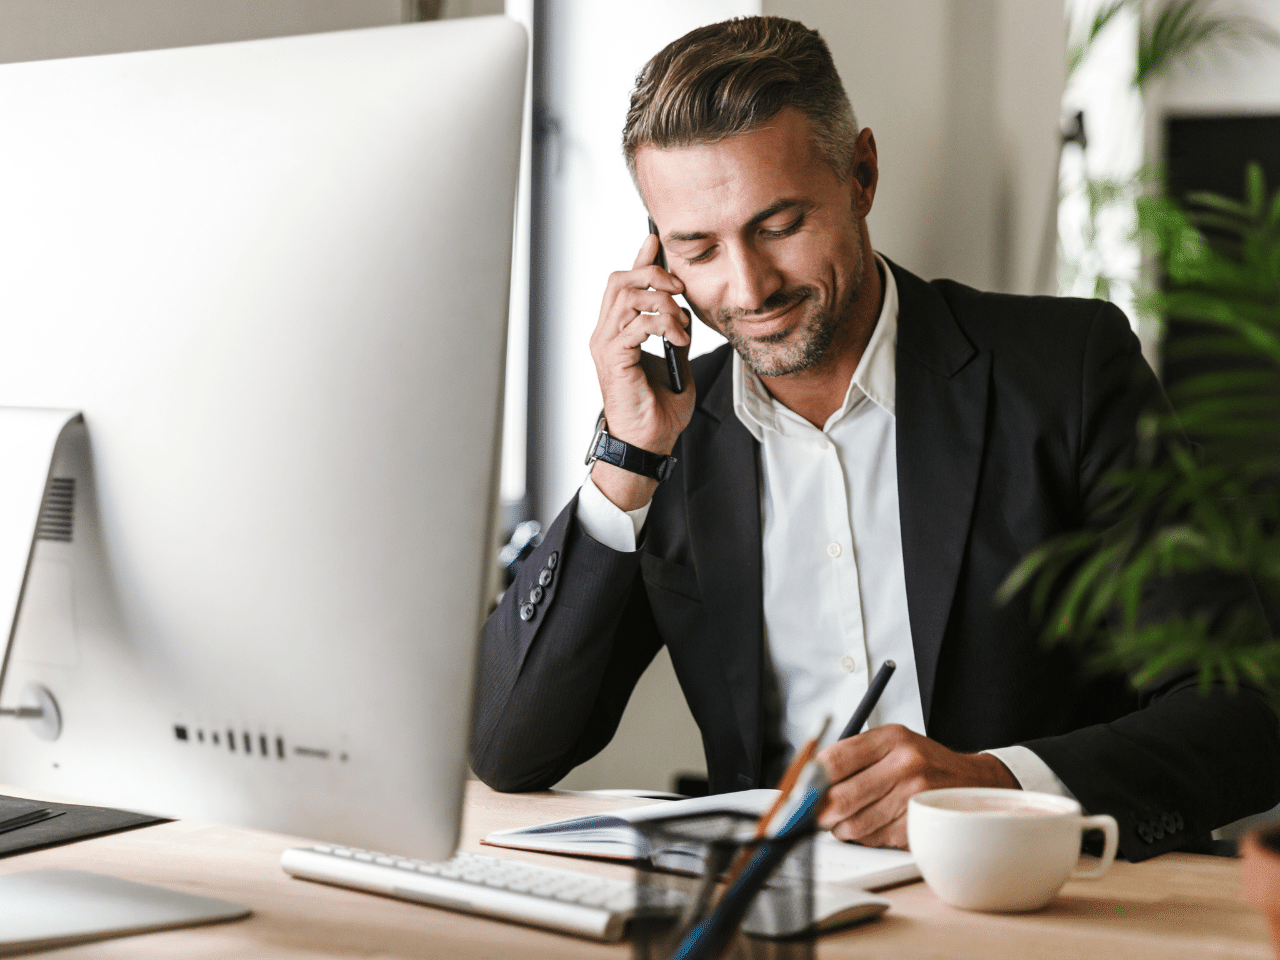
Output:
[648, 217, 685, 394]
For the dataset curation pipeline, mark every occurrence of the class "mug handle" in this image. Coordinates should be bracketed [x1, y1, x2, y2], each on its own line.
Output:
[1071, 814, 1119, 879]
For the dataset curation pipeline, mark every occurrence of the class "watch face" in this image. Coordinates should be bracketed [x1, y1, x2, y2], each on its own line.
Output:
[584, 412, 606, 466]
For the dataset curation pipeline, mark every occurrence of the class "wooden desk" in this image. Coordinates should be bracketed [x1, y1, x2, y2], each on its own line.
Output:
[0, 782, 1269, 959]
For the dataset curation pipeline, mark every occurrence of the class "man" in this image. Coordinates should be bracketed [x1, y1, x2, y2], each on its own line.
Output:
[470, 17, 1280, 860]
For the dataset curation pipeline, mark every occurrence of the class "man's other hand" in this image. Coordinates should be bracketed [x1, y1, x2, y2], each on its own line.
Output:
[815, 724, 1019, 848]
[588, 233, 695, 512]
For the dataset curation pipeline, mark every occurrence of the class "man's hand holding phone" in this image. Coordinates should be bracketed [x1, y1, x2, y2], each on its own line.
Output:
[588, 231, 695, 512]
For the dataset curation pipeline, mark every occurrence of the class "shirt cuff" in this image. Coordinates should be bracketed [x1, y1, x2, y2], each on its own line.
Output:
[982, 746, 1077, 801]
[577, 472, 652, 553]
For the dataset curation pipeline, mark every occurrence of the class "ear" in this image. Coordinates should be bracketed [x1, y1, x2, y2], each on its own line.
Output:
[850, 128, 878, 216]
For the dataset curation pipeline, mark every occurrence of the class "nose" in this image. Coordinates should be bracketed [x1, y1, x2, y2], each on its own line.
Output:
[725, 242, 783, 313]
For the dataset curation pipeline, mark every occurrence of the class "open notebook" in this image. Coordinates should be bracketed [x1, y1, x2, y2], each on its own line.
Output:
[482, 789, 919, 889]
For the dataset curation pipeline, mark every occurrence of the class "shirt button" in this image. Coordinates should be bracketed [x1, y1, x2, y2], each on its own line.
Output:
[827, 542, 841, 558]
[840, 655, 856, 673]
[819, 439, 830, 451]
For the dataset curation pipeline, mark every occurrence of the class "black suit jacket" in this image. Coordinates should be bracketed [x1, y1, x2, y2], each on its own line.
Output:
[471, 260, 1280, 862]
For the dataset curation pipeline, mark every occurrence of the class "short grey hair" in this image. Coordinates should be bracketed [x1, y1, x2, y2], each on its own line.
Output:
[622, 17, 859, 184]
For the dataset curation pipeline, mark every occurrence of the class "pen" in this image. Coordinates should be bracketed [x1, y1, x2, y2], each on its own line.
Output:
[836, 660, 896, 741]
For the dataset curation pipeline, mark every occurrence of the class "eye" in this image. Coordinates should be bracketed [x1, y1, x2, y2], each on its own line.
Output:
[761, 216, 804, 239]
[684, 245, 717, 265]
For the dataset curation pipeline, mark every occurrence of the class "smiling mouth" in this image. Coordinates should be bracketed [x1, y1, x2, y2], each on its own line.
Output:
[733, 298, 806, 339]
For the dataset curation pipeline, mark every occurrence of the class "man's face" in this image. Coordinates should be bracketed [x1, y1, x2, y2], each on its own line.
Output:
[635, 109, 872, 379]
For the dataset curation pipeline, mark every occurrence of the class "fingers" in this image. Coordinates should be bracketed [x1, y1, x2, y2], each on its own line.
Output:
[626, 231, 683, 291]
[595, 233, 684, 349]
[823, 769, 898, 839]
[632, 233, 660, 270]
[611, 263, 683, 297]
[842, 817, 908, 849]
[815, 727, 1019, 848]
[586, 237, 698, 457]
[594, 285, 690, 355]
[818, 724, 900, 787]
[614, 311, 687, 354]
[816, 725, 931, 844]
[594, 265, 683, 345]
[620, 289, 690, 334]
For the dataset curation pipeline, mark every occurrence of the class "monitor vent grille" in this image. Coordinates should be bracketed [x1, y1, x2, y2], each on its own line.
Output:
[37, 478, 75, 542]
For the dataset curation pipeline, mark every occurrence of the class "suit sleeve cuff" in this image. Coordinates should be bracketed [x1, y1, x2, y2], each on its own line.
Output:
[983, 746, 1077, 800]
[576, 472, 652, 553]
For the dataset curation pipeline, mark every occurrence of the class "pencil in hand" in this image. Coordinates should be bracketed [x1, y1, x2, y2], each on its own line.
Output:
[836, 660, 896, 741]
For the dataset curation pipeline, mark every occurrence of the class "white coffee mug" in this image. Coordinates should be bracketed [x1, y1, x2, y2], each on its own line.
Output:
[907, 787, 1119, 912]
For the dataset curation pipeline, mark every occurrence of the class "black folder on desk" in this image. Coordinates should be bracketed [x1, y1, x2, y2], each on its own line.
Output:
[0, 795, 165, 858]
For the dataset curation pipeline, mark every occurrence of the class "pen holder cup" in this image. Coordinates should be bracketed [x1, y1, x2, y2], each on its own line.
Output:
[631, 810, 815, 960]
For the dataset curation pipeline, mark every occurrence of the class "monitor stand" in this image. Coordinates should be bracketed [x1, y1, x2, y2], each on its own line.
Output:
[0, 407, 80, 738]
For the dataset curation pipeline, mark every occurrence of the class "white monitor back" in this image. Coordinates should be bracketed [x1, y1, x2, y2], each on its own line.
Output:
[0, 17, 525, 860]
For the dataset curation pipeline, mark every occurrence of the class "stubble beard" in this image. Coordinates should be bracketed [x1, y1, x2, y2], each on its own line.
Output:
[716, 236, 866, 379]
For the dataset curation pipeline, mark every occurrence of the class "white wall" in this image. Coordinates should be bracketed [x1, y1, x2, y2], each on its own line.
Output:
[0, 0, 405, 63]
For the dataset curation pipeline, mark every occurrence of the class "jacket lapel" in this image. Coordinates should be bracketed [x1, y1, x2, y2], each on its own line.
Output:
[683, 356, 764, 784]
[891, 261, 991, 727]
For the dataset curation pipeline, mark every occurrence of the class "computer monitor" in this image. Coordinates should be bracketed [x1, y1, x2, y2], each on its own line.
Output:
[0, 17, 526, 862]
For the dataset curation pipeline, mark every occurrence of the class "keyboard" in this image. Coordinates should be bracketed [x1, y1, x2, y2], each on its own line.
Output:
[280, 845, 684, 942]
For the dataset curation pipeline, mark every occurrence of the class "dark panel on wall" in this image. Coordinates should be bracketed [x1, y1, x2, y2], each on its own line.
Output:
[1166, 114, 1280, 204]
[1161, 114, 1280, 388]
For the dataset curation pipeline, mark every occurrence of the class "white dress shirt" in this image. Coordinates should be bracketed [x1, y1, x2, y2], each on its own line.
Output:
[577, 256, 1070, 798]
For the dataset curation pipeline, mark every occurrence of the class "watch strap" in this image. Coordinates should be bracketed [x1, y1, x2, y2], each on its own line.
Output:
[589, 427, 677, 483]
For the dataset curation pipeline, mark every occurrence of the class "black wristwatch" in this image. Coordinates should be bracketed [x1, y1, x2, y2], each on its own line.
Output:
[584, 412, 677, 483]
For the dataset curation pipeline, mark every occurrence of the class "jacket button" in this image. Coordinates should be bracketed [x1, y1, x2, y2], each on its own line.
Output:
[1173, 812, 1184, 831]
[547, 551, 559, 570]
[529, 585, 544, 604]
[1137, 822, 1154, 843]
[1161, 813, 1178, 834]
[539, 568, 554, 588]
[1149, 818, 1165, 841]
[519, 602, 535, 622]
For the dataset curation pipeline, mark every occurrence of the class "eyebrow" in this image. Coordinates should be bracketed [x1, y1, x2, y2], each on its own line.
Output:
[663, 199, 810, 244]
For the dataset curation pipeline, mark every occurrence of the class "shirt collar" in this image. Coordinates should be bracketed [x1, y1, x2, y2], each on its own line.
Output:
[733, 253, 898, 442]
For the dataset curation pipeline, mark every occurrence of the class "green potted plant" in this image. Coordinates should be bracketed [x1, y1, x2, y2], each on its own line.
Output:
[1000, 162, 1280, 950]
